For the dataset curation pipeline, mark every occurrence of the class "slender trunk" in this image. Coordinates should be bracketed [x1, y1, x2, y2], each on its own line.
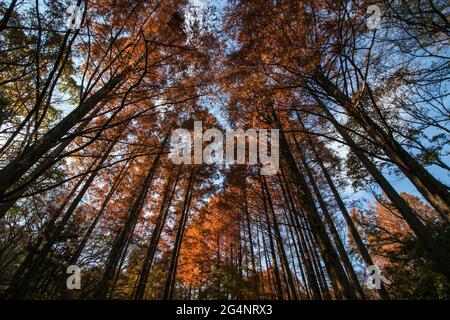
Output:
[297, 141, 365, 299]
[243, 184, 258, 292]
[53, 161, 130, 298]
[134, 165, 182, 299]
[94, 134, 167, 299]
[163, 167, 195, 300]
[237, 223, 243, 279]
[286, 213, 310, 299]
[276, 179, 312, 299]
[308, 138, 391, 300]
[0, 69, 127, 199]
[273, 109, 356, 299]
[313, 94, 450, 281]
[314, 71, 450, 222]
[6, 137, 117, 299]
[242, 220, 250, 280]
[0, 104, 104, 219]
[5, 169, 87, 298]
[278, 166, 323, 299]
[262, 175, 298, 300]
[74, 163, 129, 266]
[259, 176, 284, 300]
[0, 0, 18, 32]
[258, 212, 275, 299]
[307, 228, 332, 299]
[285, 229, 302, 299]
[108, 239, 131, 299]
[255, 216, 266, 296]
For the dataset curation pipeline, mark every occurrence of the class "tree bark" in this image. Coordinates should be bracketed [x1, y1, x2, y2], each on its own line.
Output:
[312, 94, 450, 281]
[0, 68, 128, 199]
[297, 141, 365, 299]
[163, 167, 195, 300]
[134, 165, 182, 299]
[259, 176, 284, 300]
[307, 138, 391, 300]
[262, 175, 299, 300]
[313, 70, 450, 222]
[278, 166, 323, 299]
[273, 108, 357, 299]
[93, 134, 167, 299]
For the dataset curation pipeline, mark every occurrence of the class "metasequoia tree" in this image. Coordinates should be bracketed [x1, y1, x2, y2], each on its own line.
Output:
[222, 0, 450, 282]
[0, 0, 448, 300]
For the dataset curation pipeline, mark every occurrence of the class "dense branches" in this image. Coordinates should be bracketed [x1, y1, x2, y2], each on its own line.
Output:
[0, 0, 448, 300]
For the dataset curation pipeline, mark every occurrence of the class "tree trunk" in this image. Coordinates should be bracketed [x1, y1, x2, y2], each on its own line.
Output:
[243, 183, 258, 293]
[163, 167, 195, 300]
[312, 94, 450, 281]
[262, 175, 299, 300]
[259, 176, 284, 300]
[0, 104, 105, 219]
[94, 135, 167, 299]
[6, 136, 117, 299]
[314, 70, 450, 222]
[134, 165, 182, 299]
[278, 166, 322, 299]
[0, 0, 18, 32]
[307, 138, 391, 300]
[273, 109, 357, 299]
[0, 69, 128, 199]
[297, 141, 365, 299]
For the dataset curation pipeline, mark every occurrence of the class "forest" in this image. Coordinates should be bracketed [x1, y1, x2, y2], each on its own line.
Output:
[0, 0, 449, 300]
